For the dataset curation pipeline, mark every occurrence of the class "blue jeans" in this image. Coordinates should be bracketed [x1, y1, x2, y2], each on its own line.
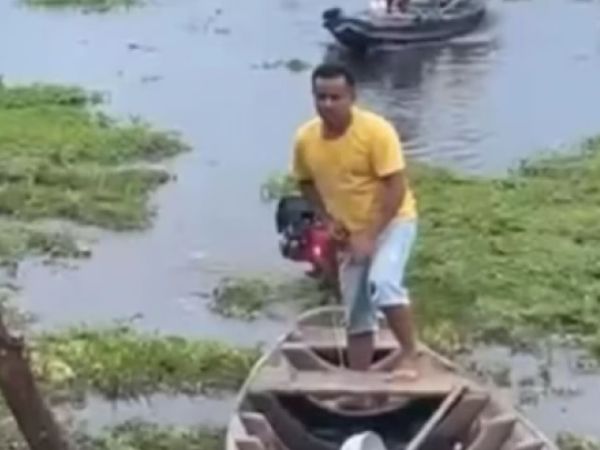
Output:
[338, 218, 417, 335]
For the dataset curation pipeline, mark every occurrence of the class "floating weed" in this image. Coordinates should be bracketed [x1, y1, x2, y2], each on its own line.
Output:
[0, 83, 100, 108]
[0, 220, 88, 268]
[31, 325, 260, 401]
[21, 0, 143, 12]
[556, 433, 600, 450]
[276, 276, 332, 309]
[420, 320, 469, 358]
[252, 59, 312, 73]
[1, 402, 224, 450]
[285, 58, 312, 73]
[211, 276, 275, 320]
[258, 136, 600, 361]
[0, 82, 188, 264]
[74, 420, 223, 450]
[259, 172, 299, 202]
[210, 275, 329, 321]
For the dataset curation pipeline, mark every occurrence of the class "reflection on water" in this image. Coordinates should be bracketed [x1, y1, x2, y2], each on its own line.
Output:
[325, 37, 498, 172]
[324, 0, 600, 174]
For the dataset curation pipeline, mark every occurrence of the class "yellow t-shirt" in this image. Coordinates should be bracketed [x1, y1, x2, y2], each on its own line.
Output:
[292, 107, 417, 233]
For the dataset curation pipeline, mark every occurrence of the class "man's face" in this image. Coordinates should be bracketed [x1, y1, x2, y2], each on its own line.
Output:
[312, 76, 354, 127]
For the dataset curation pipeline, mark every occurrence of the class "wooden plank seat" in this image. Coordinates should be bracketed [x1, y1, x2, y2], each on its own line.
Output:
[466, 414, 517, 450]
[235, 436, 266, 450]
[240, 412, 287, 450]
[513, 439, 546, 450]
[290, 328, 459, 372]
[280, 342, 337, 371]
[430, 391, 490, 437]
[249, 366, 466, 397]
[292, 326, 399, 351]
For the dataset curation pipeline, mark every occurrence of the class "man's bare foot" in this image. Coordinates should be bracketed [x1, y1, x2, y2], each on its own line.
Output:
[384, 352, 420, 381]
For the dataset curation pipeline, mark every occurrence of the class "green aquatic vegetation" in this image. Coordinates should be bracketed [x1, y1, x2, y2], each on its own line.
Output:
[0, 82, 188, 263]
[0, 221, 88, 268]
[32, 324, 260, 401]
[407, 139, 600, 350]
[74, 421, 223, 450]
[259, 171, 299, 202]
[258, 137, 600, 358]
[556, 432, 600, 450]
[211, 276, 275, 320]
[211, 276, 329, 321]
[0, 408, 223, 450]
[22, 0, 142, 12]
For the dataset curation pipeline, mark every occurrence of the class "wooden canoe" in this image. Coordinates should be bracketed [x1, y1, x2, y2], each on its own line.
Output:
[226, 306, 557, 450]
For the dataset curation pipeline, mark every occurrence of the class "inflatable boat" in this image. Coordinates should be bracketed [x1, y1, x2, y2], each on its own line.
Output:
[322, 0, 486, 52]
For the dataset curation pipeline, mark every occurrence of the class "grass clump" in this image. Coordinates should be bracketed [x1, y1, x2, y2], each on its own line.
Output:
[0, 408, 223, 450]
[31, 324, 260, 401]
[408, 138, 600, 351]
[0, 82, 188, 264]
[0, 221, 88, 269]
[259, 172, 299, 202]
[556, 432, 600, 450]
[21, 0, 142, 12]
[74, 420, 223, 450]
[259, 137, 600, 358]
[211, 276, 329, 320]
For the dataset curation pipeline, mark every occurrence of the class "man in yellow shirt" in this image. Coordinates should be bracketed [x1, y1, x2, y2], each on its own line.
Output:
[292, 63, 419, 380]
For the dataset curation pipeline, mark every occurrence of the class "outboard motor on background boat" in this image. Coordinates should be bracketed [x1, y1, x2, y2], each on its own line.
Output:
[275, 195, 333, 276]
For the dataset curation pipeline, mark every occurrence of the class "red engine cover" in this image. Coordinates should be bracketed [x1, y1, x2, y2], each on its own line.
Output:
[303, 225, 333, 266]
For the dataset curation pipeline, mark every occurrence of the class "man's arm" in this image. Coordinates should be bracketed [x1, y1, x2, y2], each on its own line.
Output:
[348, 119, 407, 260]
[366, 118, 408, 239]
[367, 170, 406, 239]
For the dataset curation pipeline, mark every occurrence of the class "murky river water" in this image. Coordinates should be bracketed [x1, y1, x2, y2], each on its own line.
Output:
[2, 0, 600, 440]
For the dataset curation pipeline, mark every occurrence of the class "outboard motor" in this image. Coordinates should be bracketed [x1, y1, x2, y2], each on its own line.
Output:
[274, 195, 341, 299]
[323, 7, 343, 23]
[275, 195, 331, 268]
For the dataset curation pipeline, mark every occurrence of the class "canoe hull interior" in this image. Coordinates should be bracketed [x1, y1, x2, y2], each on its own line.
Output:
[243, 392, 443, 450]
[226, 306, 558, 450]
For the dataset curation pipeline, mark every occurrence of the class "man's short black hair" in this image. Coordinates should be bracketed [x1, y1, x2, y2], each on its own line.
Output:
[311, 63, 355, 88]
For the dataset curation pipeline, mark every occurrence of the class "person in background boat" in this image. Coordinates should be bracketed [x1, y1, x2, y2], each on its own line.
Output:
[291, 63, 420, 380]
[370, 0, 409, 13]
[386, 0, 409, 13]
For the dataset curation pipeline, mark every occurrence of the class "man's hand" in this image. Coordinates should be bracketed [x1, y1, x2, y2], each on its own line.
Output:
[349, 230, 376, 262]
[325, 218, 346, 240]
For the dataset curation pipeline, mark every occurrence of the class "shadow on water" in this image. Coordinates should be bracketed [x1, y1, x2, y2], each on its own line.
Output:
[322, 0, 600, 174]
[320, 8, 502, 172]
